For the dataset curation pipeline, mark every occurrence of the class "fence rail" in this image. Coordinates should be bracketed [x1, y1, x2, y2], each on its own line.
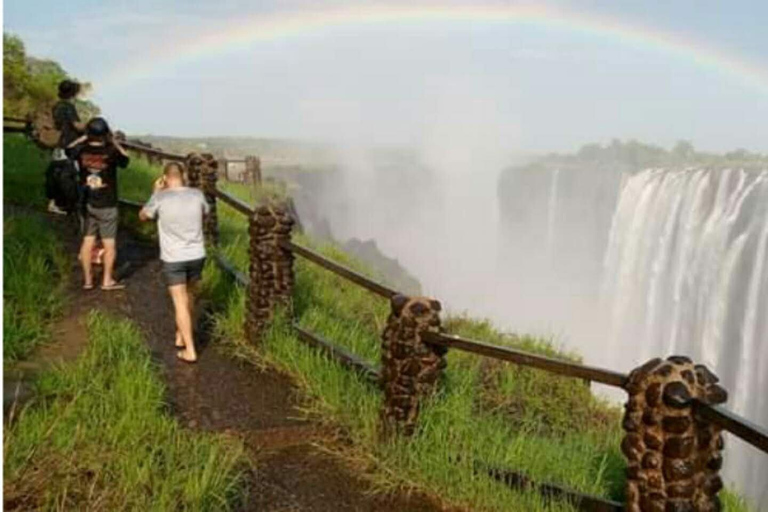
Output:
[213, 188, 255, 217]
[294, 325, 381, 384]
[278, 239, 398, 299]
[423, 332, 628, 388]
[120, 140, 186, 162]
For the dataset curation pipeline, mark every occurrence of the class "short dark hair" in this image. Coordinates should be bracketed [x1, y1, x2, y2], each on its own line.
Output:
[58, 80, 81, 100]
[86, 117, 110, 139]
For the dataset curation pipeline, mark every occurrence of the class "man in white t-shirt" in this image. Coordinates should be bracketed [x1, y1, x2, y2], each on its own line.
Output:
[140, 162, 210, 363]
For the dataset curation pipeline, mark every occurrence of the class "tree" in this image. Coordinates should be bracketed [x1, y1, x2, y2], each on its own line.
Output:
[3, 32, 100, 119]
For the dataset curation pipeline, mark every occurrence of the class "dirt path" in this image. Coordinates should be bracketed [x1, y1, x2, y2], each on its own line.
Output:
[9, 208, 446, 511]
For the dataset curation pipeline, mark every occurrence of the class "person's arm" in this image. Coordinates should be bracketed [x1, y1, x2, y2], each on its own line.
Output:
[111, 137, 130, 168]
[65, 137, 86, 160]
[139, 178, 166, 222]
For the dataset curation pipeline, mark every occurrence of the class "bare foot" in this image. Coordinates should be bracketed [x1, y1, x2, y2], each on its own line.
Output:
[176, 350, 197, 364]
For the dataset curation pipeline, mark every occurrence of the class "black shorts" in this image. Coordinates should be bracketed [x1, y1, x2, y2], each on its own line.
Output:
[84, 205, 118, 239]
[162, 258, 206, 286]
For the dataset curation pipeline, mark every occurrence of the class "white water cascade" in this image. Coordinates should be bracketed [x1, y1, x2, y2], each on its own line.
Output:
[600, 168, 768, 508]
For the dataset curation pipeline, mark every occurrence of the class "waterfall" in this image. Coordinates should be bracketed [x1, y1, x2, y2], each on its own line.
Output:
[546, 168, 560, 261]
[601, 168, 768, 508]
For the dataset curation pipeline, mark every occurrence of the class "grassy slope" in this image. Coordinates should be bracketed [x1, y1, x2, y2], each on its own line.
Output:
[3, 135, 70, 361]
[121, 146, 751, 511]
[3, 136, 248, 510]
[4, 311, 247, 511]
[3, 213, 69, 361]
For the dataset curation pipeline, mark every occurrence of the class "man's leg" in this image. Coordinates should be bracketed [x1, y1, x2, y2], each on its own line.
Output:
[176, 282, 196, 348]
[101, 238, 117, 286]
[168, 284, 197, 362]
[100, 208, 122, 289]
[80, 235, 96, 288]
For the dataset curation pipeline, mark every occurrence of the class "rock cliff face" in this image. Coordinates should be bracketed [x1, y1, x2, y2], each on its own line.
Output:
[264, 166, 423, 296]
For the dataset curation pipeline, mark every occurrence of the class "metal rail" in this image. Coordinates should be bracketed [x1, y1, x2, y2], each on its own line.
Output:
[481, 463, 624, 512]
[694, 400, 768, 454]
[213, 253, 249, 287]
[423, 331, 628, 388]
[279, 240, 398, 299]
[118, 198, 144, 209]
[213, 188, 255, 217]
[294, 324, 381, 384]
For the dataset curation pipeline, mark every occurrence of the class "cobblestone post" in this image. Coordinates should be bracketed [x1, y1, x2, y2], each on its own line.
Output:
[185, 153, 218, 246]
[380, 294, 446, 437]
[622, 356, 728, 512]
[200, 153, 219, 246]
[245, 203, 295, 345]
[185, 153, 203, 189]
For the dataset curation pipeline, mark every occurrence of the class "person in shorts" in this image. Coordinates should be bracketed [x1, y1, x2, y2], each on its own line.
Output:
[139, 162, 209, 363]
[67, 117, 130, 290]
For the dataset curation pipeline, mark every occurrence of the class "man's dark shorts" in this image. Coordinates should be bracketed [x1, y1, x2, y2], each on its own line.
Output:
[162, 258, 206, 286]
[84, 205, 118, 239]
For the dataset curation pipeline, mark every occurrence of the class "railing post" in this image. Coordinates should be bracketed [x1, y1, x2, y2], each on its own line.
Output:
[186, 153, 219, 246]
[186, 153, 202, 189]
[245, 155, 262, 185]
[245, 203, 295, 345]
[380, 294, 446, 437]
[622, 356, 728, 512]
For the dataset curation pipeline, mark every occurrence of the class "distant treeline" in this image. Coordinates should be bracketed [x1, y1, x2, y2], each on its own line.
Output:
[3, 33, 99, 119]
[538, 139, 768, 170]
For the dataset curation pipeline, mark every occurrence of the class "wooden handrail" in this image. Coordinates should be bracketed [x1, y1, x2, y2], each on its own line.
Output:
[423, 331, 628, 388]
[280, 239, 398, 299]
[213, 188, 254, 217]
[294, 324, 381, 384]
[3, 125, 28, 134]
[121, 140, 186, 162]
[694, 400, 768, 454]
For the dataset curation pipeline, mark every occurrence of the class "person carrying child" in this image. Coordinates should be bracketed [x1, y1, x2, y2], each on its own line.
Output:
[46, 79, 85, 215]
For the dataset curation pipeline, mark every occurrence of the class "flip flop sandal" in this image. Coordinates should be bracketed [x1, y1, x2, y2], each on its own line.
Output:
[83, 284, 94, 291]
[176, 351, 197, 364]
[101, 283, 126, 291]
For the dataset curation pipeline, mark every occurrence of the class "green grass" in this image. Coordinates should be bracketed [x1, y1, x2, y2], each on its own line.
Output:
[118, 139, 754, 511]
[4, 311, 248, 511]
[3, 134, 50, 208]
[3, 213, 69, 362]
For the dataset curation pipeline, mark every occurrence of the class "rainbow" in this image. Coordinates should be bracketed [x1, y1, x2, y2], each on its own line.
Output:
[102, 3, 768, 94]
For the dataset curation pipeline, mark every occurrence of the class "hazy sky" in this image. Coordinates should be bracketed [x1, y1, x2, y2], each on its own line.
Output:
[5, 0, 768, 152]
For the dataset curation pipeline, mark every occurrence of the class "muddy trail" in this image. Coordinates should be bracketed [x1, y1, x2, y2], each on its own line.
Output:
[10, 208, 446, 511]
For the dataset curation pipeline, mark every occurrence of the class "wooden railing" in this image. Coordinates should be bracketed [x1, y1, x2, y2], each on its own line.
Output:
[9, 123, 767, 511]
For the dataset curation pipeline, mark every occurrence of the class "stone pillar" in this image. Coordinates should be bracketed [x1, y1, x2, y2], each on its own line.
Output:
[200, 153, 219, 247]
[245, 156, 262, 185]
[186, 153, 218, 246]
[622, 356, 728, 512]
[185, 153, 203, 189]
[380, 294, 446, 437]
[245, 203, 295, 345]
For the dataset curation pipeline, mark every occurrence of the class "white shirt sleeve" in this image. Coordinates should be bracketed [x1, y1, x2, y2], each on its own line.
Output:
[142, 192, 161, 219]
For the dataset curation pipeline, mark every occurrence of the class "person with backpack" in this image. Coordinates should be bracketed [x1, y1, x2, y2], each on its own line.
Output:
[139, 162, 209, 363]
[46, 79, 85, 215]
[67, 117, 130, 291]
